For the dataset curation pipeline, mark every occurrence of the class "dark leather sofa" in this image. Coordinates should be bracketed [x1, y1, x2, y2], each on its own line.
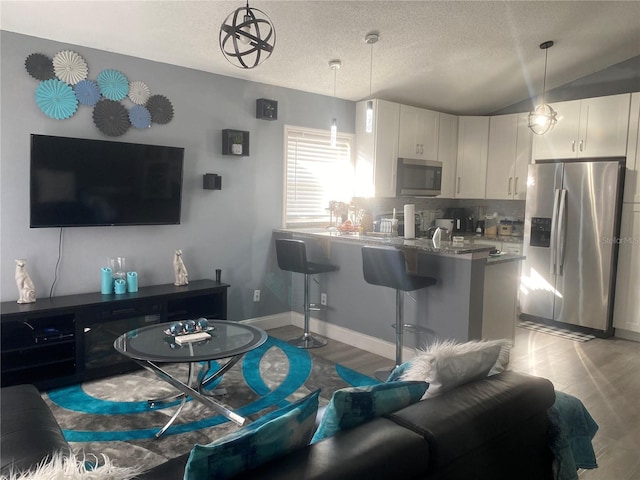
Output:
[1, 371, 555, 480]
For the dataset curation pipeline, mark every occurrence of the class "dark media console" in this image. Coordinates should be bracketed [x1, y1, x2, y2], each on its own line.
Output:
[0, 279, 228, 390]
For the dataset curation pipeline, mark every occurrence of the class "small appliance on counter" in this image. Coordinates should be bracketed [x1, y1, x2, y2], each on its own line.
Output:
[445, 208, 469, 232]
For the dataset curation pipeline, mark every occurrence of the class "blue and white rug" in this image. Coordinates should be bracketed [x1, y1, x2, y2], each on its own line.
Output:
[43, 336, 377, 472]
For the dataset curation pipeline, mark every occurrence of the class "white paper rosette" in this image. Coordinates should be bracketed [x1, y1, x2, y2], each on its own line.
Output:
[52, 50, 88, 85]
[128, 81, 151, 105]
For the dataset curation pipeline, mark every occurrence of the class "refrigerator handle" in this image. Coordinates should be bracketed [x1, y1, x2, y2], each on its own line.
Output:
[557, 189, 568, 275]
[550, 188, 561, 275]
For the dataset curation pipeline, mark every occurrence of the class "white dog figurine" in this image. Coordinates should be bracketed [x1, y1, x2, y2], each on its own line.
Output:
[173, 249, 189, 286]
[15, 259, 36, 304]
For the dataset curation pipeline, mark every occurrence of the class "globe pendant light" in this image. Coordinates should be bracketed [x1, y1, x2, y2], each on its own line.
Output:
[219, 1, 276, 69]
[528, 41, 558, 135]
[365, 32, 379, 133]
[329, 60, 341, 148]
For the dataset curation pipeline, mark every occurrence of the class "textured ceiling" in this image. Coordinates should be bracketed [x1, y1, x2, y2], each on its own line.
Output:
[2, 0, 639, 115]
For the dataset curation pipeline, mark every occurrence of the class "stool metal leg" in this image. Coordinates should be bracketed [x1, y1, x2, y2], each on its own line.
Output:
[375, 289, 404, 381]
[288, 273, 327, 349]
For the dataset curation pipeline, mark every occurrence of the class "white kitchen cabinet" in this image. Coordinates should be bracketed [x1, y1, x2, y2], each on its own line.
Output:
[355, 99, 400, 198]
[398, 104, 439, 161]
[533, 93, 631, 160]
[455, 116, 489, 198]
[623, 92, 640, 204]
[486, 113, 531, 200]
[437, 113, 458, 198]
[613, 203, 640, 336]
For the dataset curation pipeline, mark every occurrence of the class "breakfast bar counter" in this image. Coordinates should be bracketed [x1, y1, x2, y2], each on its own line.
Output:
[273, 228, 523, 351]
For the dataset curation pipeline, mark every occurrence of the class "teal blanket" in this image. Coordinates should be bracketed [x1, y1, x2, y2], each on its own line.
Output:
[547, 390, 599, 480]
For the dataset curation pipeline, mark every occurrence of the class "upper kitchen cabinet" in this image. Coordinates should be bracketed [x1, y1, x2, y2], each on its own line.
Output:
[486, 113, 532, 200]
[355, 99, 400, 197]
[455, 116, 489, 198]
[533, 93, 631, 160]
[438, 113, 458, 198]
[398, 105, 439, 161]
[623, 92, 640, 203]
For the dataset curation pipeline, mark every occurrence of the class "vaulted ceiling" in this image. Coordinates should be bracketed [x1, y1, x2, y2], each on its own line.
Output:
[2, 1, 639, 115]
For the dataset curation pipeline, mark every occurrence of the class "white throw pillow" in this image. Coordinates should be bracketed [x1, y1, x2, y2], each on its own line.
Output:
[400, 339, 512, 398]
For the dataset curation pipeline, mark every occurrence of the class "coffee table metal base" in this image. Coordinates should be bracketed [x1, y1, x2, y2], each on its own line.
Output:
[137, 355, 247, 439]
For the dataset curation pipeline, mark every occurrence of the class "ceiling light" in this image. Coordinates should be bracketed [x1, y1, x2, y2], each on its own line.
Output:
[528, 40, 557, 135]
[329, 60, 341, 148]
[219, 1, 276, 69]
[365, 32, 379, 134]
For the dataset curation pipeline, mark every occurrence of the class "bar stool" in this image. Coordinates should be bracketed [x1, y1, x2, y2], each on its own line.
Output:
[276, 239, 339, 348]
[361, 246, 437, 381]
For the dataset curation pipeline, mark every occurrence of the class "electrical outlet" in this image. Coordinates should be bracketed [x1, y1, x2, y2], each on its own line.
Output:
[321, 293, 327, 306]
[253, 289, 260, 302]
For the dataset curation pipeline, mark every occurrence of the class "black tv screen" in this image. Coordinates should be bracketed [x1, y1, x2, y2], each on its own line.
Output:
[30, 134, 184, 227]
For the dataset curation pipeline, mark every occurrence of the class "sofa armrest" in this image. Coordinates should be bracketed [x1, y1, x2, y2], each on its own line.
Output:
[1, 384, 72, 475]
[387, 371, 555, 475]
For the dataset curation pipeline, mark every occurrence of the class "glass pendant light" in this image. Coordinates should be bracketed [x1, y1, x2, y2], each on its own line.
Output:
[365, 33, 379, 133]
[329, 60, 341, 148]
[528, 41, 558, 135]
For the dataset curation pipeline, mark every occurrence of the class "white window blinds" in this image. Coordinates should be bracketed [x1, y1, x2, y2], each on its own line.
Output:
[284, 126, 354, 226]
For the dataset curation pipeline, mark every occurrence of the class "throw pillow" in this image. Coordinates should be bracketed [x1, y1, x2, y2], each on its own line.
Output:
[311, 380, 428, 444]
[400, 338, 512, 398]
[183, 390, 320, 480]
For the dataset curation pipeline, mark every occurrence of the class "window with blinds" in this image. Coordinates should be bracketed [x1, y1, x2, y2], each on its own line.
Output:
[284, 126, 355, 226]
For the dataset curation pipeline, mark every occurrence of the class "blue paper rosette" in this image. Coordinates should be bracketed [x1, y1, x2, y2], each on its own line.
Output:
[97, 69, 129, 101]
[35, 79, 78, 119]
[129, 105, 152, 129]
[74, 79, 101, 106]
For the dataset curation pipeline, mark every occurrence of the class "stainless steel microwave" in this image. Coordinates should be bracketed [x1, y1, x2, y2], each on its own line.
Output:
[396, 158, 442, 196]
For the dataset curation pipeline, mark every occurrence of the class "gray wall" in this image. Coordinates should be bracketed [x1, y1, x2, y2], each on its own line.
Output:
[0, 31, 355, 321]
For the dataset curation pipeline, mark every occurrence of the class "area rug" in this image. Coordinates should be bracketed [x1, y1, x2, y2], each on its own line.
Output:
[43, 336, 378, 473]
[518, 320, 596, 342]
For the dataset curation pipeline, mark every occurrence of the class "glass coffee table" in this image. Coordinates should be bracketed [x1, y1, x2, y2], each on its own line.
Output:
[114, 319, 267, 438]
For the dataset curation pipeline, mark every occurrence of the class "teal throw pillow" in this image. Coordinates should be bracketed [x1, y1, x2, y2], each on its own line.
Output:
[311, 380, 428, 444]
[184, 390, 320, 480]
[385, 360, 413, 382]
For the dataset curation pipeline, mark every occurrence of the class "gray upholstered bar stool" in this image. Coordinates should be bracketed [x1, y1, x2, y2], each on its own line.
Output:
[362, 245, 437, 381]
[276, 239, 339, 349]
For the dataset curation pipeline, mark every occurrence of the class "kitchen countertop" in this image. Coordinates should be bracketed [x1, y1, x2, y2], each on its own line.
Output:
[274, 228, 525, 264]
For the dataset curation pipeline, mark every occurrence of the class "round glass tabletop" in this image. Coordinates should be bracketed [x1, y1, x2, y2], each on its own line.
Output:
[113, 320, 267, 363]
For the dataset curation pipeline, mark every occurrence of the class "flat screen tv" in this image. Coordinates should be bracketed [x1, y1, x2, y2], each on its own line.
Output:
[30, 134, 184, 227]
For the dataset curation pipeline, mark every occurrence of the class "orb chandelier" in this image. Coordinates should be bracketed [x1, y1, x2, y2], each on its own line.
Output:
[528, 40, 558, 135]
[219, 1, 276, 69]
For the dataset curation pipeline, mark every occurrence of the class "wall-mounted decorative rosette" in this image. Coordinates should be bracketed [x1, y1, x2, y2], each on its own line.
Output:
[97, 69, 129, 101]
[128, 81, 151, 105]
[35, 79, 78, 119]
[52, 50, 88, 85]
[146, 94, 174, 124]
[74, 79, 101, 106]
[25, 53, 55, 81]
[129, 105, 152, 129]
[93, 99, 131, 136]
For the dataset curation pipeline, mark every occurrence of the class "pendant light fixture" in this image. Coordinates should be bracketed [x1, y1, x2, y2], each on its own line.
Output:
[219, 1, 276, 69]
[528, 40, 557, 135]
[329, 60, 341, 148]
[365, 32, 379, 134]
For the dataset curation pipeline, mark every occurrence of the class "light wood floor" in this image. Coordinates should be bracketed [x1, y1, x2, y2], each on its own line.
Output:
[268, 325, 640, 480]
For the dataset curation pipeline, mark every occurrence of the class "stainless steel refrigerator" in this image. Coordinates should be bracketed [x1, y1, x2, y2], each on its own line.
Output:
[520, 160, 624, 335]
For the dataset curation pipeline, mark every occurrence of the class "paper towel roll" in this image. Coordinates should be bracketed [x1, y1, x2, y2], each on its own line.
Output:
[101, 267, 113, 294]
[404, 204, 416, 239]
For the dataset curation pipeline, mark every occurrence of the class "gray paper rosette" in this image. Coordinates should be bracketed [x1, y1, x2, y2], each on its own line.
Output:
[74, 79, 101, 106]
[97, 69, 129, 101]
[25, 53, 55, 81]
[146, 94, 174, 124]
[53, 50, 88, 85]
[35, 79, 78, 119]
[93, 99, 131, 136]
[129, 105, 152, 129]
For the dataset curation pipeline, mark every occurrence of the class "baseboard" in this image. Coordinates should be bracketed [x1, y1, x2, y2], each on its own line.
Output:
[614, 328, 640, 342]
[241, 311, 412, 361]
